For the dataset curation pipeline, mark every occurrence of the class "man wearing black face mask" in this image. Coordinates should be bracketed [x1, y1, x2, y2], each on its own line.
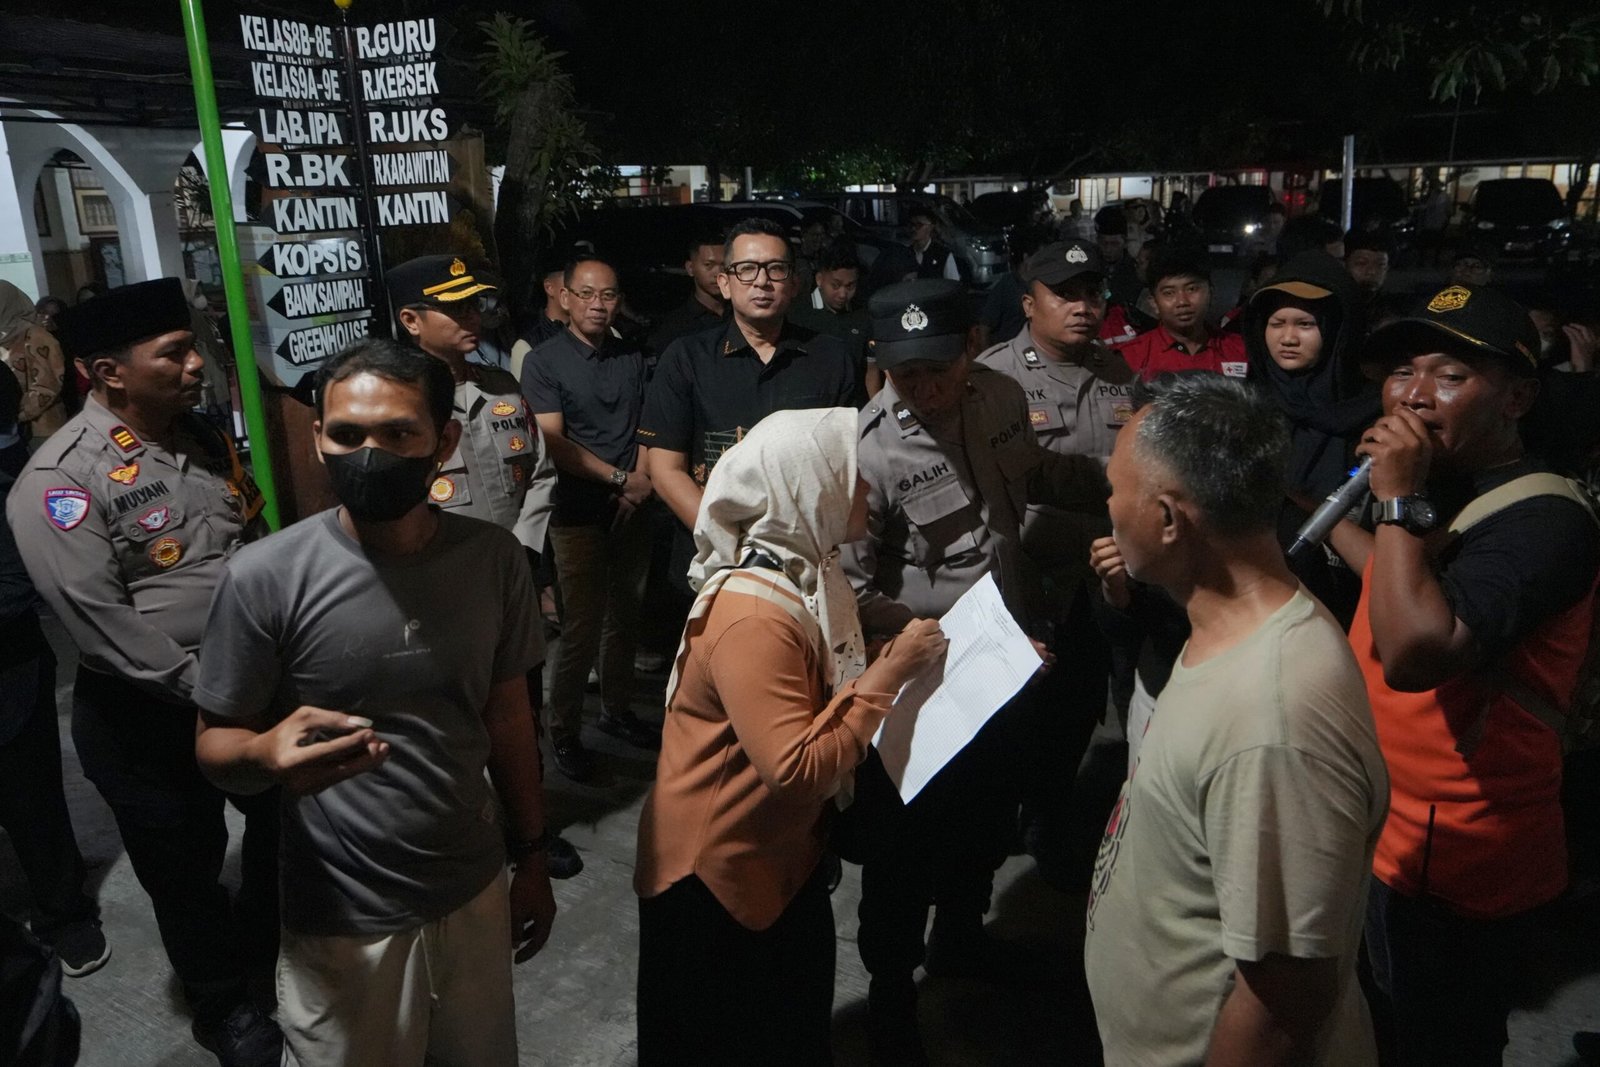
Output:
[194, 339, 558, 1067]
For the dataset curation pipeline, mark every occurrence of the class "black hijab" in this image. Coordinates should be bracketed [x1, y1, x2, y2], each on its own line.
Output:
[1245, 252, 1381, 496]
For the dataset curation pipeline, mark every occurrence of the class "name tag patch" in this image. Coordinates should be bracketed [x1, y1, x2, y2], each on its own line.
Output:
[44, 488, 90, 531]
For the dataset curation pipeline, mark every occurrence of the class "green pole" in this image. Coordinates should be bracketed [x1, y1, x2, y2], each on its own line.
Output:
[179, 0, 282, 530]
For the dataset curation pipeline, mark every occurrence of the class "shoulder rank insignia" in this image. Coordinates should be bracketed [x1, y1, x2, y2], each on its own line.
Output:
[108, 463, 139, 485]
[892, 402, 920, 432]
[1022, 347, 1041, 366]
[109, 425, 140, 453]
[44, 488, 90, 531]
[491, 400, 517, 417]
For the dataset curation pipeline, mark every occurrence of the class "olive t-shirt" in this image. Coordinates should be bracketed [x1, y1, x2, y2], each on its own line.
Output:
[194, 509, 540, 936]
[1083, 590, 1388, 1066]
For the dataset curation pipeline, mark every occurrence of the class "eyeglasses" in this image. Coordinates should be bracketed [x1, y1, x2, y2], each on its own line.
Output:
[723, 260, 793, 284]
[565, 288, 621, 305]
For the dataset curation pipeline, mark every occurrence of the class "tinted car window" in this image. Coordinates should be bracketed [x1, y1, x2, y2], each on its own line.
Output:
[1473, 180, 1565, 224]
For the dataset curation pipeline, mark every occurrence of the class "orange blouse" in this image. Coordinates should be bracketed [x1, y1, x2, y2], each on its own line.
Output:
[634, 575, 894, 931]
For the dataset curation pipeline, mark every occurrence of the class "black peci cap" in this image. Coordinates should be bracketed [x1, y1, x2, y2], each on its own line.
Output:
[868, 279, 971, 371]
[1364, 284, 1539, 371]
[54, 278, 191, 361]
[385, 255, 497, 310]
[1022, 241, 1105, 288]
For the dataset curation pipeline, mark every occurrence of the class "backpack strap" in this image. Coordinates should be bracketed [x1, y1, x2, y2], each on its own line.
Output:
[1448, 473, 1600, 757]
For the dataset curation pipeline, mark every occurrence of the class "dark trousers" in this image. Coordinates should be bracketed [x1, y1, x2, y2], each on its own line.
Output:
[0, 645, 96, 938]
[1364, 878, 1535, 1067]
[637, 871, 835, 1066]
[70, 666, 278, 1021]
[847, 714, 1019, 984]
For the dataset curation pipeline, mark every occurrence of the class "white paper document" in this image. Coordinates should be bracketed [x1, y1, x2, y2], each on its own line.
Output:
[872, 573, 1041, 803]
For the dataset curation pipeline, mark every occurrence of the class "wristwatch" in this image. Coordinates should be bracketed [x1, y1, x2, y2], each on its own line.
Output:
[609, 468, 629, 491]
[1374, 495, 1439, 535]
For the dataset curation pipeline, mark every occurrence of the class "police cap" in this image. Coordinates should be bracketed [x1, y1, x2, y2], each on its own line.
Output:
[1023, 240, 1105, 288]
[868, 279, 970, 371]
[1364, 284, 1539, 373]
[385, 255, 497, 310]
[54, 278, 191, 361]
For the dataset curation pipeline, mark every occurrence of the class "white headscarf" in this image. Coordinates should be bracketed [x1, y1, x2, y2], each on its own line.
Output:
[666, 407, 866, 703]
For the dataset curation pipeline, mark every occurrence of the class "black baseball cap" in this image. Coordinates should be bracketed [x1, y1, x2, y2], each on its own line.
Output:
[1023, 241, 1105, 288]
[1363, 284, 1539, 372]
[385, 255, 497, 310]
[54, 278, 191, 361]
[868, 279, 971, 371]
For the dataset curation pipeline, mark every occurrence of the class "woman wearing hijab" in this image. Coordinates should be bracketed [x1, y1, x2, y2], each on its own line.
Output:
[634, 407, 947, 1066]
[0, 281, 68, 440]
[1245, 251, 1380, 624]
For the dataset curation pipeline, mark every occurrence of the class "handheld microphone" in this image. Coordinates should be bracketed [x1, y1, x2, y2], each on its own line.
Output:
[1287, 458, 1372, 559]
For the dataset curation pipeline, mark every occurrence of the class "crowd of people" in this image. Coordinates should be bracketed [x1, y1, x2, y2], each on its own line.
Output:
[0, 191, 1598, 1067]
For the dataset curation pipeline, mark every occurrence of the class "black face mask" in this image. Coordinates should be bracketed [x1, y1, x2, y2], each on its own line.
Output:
[322, 447, 437, 523]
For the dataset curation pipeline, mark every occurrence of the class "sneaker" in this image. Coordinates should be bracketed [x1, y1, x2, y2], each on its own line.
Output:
[48, 919, 111, 978]
[596, 709, 661, 750]
[192, 1001, 283, 1067]
[546, 834, 584, 880]
[552, 735, 598, 783]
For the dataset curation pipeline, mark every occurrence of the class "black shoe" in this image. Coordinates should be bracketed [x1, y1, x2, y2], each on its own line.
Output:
[192, 1002, 283, 1067]
[867, 978, 927, 1067]
[596, 709, 661, 750]
[552, 735, 598, 783]
[46, 919, 111, 978]
[546, 834, 584, 879]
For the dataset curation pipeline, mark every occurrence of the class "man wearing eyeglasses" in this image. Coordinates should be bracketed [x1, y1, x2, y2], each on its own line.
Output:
[638, 218, 864, 542]
[522, 255, 658, 782]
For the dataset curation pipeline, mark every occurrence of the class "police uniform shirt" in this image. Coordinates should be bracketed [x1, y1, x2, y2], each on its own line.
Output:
[7, 396, 265, 700]
[426, 364, 554, 553]
[636, 319, 864, 487]
[976, 329, 1136, 467]
[843, 364, 1108, 636]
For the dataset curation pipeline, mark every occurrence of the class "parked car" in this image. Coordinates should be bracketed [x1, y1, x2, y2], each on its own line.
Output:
[1464, 178, 1574, 261]
[1318, 176, 1417, 256]
[1192, 185, 1279, 259]
[800, 191, 1009, 286]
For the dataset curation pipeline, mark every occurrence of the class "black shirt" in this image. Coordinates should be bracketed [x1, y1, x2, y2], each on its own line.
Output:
[520, 313, 567, 351]
[1433, 456, 1600, 662]
[647, 297, 727, 359]
[522, 328, 647, 526]
[636, 319, 864, 486]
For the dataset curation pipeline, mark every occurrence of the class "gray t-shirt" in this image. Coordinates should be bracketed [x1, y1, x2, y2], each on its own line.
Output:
[195, 509, 540, 936]
[1083, 589, 1388, 1067]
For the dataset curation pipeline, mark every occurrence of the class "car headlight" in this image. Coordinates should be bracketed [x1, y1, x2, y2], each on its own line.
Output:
[1549, 218, 1570, 230]
[1475, 220, 1495, 230]
[1242, 223, 1260, 235]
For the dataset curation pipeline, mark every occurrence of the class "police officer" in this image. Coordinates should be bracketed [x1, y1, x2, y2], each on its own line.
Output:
[385, 255, 583, 877]
[841, 279, 1107, 1065]
[976, 240, 1132, 882]
[7, 279, 281, 1066]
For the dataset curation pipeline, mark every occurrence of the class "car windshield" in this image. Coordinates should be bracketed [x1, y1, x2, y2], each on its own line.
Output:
[1194, 186, 1268, 223]
[1474, 181, 1564, 223]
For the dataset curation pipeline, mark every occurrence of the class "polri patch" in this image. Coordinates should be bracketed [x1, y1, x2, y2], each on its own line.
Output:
[109, 425, 140, 453]
[44, 488, 90, 531]
[108, 463, 139, 485]
[148, 537, 183, 568]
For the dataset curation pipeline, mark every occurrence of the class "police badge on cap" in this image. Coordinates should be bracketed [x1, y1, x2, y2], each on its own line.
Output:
[868, 280, 971, 371]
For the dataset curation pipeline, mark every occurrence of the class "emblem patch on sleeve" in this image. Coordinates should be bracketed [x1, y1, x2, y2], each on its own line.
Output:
[44, 488, 90, 531]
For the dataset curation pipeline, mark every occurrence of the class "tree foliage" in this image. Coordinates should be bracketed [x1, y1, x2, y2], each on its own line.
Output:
[1316, 1, 1600, 100]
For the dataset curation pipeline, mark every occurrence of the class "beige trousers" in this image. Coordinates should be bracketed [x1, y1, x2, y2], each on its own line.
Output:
[276, 872, 517, 1067]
